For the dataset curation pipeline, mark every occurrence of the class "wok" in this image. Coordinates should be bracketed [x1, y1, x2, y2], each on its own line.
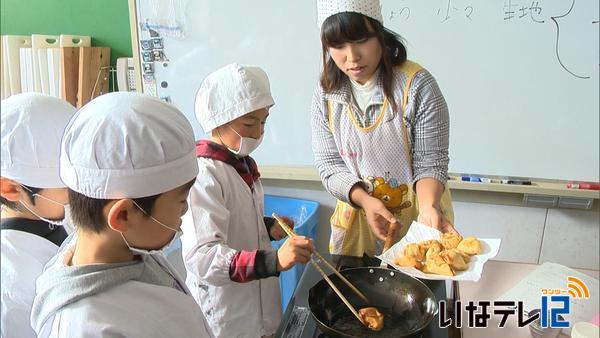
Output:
[308, 267, 437, 338]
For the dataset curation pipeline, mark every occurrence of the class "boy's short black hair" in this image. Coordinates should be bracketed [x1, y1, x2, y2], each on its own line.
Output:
[68, 190, 160, 233]
[0, 184, 42, 211]
[68, 179, 195, 233]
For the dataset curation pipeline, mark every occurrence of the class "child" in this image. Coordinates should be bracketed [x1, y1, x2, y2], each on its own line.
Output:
[312, 0, 455, 258]
[181, 63, 315, 338]
[29, 92, 214, 338]
[1, 93, 76, 338]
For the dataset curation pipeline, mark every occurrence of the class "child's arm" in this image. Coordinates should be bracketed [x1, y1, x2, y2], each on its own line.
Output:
[183, 170, 290, 285]
[228, 250, 279, 283]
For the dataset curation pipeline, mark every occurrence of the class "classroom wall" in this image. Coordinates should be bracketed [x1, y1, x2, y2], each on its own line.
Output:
[262, 180, 600, 270]
[0, 0, 132, 65]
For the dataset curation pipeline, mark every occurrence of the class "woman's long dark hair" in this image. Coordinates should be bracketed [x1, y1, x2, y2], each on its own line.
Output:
[320, 12, 407, 111]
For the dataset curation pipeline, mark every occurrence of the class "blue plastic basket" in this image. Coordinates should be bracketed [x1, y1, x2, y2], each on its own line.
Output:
[264, 194, 319, 313]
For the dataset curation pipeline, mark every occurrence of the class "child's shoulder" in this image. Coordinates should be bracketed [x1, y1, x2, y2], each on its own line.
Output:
[196, 157, 238, 178]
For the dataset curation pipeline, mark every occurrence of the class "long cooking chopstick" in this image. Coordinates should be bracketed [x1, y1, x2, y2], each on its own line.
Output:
[272, 214, 369, 304]
[272, 214, 365, 325]
[309, 253, 366, 325]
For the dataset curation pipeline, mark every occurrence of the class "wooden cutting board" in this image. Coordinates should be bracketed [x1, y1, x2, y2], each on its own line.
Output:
[2, 35, 31, 95]
[31, 34, 59, 94]
[60, 47, 80, 106]
[77, 47, 110, 107]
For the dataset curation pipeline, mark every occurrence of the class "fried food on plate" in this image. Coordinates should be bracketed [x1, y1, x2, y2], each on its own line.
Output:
[457, 236, 481, 255]
[419, 240, 443, 252]
[394, 255, 423, 269]
[392, 234, 483, 277]
[425, 245, 442, 260]
[441, 232, 463, 249]
[403, 243, 425, 261]
[440, 249, 469, 271]
[421, 253, 455, 276]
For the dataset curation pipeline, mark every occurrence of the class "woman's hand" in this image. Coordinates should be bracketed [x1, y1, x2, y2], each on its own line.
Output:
[415, 178, 457, 233]
[350, 184, 396, 241]
[361, 196, 397, 241]
[417, 205, 456, 234]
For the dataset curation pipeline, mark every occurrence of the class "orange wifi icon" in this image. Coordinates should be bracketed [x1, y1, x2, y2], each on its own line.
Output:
[567, 276, 590, 299]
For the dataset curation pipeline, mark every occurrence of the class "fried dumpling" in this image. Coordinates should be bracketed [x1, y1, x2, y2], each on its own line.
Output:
[395, 255, 423, 269]
[403, 243, 425, 261]
[425, 245, 442, 260]
[421, 254, 455, 276]
[441, 232, 463, 249]
[457, 236, 481, 255]
[440, 249, 469, 271]
[419, 240, 443, 252]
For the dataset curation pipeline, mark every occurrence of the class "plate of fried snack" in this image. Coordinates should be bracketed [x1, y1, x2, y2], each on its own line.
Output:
[377, 221, 501, 281]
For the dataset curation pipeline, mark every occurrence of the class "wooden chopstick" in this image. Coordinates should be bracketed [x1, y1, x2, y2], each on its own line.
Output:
[308, 255, 366, 325]
[272, 214, 369, 304]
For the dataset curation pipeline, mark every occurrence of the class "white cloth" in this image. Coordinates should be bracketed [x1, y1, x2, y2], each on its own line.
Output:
[1, 230, 60, 338]
[1, 93, 76, 188]
[317, 0, 383, 29]
[350, 72, 378, 114]
[59, 92, 198, 199]
[195, 63, 274, 133]
[181, 158, 281, 337]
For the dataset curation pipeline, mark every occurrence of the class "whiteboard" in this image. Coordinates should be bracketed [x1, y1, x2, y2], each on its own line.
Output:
[133, 0, 599, 181]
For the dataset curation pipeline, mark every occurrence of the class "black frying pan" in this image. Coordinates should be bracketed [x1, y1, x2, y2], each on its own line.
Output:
[308, 267, 437, 338]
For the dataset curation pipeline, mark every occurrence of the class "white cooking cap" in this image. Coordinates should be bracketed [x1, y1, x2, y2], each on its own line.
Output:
[317, 0, 383, 29]
[194, 63, 274, 133]
[59, 92, 199, 199]
[1, 93, 76, 188]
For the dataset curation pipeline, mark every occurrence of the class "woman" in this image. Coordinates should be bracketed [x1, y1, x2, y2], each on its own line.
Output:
[312, 0, 455, 258]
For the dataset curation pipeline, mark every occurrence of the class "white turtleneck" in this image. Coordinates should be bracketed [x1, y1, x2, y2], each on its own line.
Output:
[349, 70, 379, 114]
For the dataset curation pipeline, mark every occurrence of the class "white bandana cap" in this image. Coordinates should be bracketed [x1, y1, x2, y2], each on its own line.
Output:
[60, 92, 199, 199]
[1, 93, 76, 188]
[317, 0, 383, 29]
[194, 63, 274, 133]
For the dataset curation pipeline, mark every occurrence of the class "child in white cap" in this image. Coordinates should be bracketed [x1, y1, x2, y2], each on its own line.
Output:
[29, 92, 214, 338]
[313, 0, 456, 258]
[1, 93, 76, 338]
[182, 63, 315, 338]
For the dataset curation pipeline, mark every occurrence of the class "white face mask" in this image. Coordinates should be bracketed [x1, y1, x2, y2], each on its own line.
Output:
[19, 186, 74, 231]
[227, 126, 263, 156]
[120, 200, 182, 256]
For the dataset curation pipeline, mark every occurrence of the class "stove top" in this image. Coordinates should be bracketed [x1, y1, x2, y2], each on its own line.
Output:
[275, 255, 462, 338]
